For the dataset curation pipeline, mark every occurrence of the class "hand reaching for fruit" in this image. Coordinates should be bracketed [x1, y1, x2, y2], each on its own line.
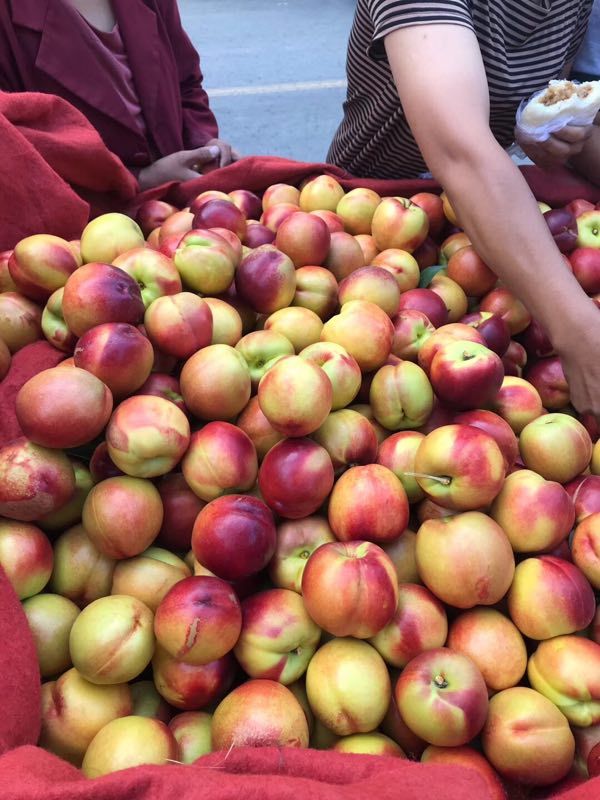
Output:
[556, 309, 600, 425]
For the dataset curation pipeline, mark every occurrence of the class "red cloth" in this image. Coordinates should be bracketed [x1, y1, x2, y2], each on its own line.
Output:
[0, 569, 40, 755]
[0, 341, 66, 445]
[0, 742, 503, 800]
[0, 91, 137, 248]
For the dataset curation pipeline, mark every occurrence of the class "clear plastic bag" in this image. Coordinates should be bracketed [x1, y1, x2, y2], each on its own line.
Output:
[514, 80, 600, 144]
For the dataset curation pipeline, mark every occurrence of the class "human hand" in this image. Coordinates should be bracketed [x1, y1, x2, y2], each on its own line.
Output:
[137, 145, 222, 190]
[554, 306, 600, 425]
[515, 124, 593, 170]
[203, 138, 241, 169]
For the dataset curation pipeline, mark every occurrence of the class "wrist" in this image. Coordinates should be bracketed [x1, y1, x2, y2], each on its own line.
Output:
[546, 298, 599, 353]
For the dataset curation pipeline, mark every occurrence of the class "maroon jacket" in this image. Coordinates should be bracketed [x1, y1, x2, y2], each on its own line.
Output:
[0, 0, 219, 172]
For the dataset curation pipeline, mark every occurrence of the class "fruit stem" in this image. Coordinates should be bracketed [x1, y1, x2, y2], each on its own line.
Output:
[434, 674, 448, 689]
[403, 471, 452, 486]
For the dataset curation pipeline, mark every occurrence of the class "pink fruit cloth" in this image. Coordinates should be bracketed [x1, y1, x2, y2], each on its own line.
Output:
[0, 91, 138, 250]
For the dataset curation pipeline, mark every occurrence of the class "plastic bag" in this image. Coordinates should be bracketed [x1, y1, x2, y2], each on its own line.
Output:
[514, 79, 600, 143]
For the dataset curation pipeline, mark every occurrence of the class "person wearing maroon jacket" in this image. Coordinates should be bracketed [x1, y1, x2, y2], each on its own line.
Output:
[0, 0, 236, 188]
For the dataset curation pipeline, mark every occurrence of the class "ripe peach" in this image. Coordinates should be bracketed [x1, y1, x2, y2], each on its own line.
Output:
[481, 687, 575, 785]
[369, 583, 448, 668]
[152, 646, 235, 710]
[372, 249, 420, 293]
[301, 540, 398, 639]
[49, 524, 115, 607]
[370, 361, 434, 431]
[15, 366, 113, 449]
[192, 494, 277, 581]
[416, 512, 515, 608]
[212, 679, 309, 749]
[382, 529, 420, 584]
[268, 516, 336, 593]
[264, 306, 324, 352]
[490, 469, 575, 553]
[292, 265, 339, 320]
[82, 476, 163, 559]
[0, 439, 75, 522]
[69, 594, 155, 684]
[492, 376, 544, 434]
[181, 422, 257, 502]
[334, 732, 405, 757]
[328, 464, 409, 544]
[8, 233, 80, 302]
[234, 588, 321, 683]
[236, 396, 285, 460]
[203, 296, 243, 346]
[180, 344, 251, 421]
[306, 638, 391, 736]
[80, 213, 145, 263]
[421, 745, 505, 800]
[338, 266, 401, 317]
[169, 711, 212, 762]
[414, 425, 505, 511]
[110, 547, 191, 612]
[106, 395, 191, 479]
[0, 291, 42, 352]
[40, 668, 132, 764]
[508, 556, 595, 640]
[22, 593, 80, 678]
[154, 576, 242, 665]
[299, 175, 345, 213]
[395, 648, 488, 747]
[312, 409, 378, 473]
[528, 635, 600, 726]
[130, 679, 172, 722]
[0, 520, 53, 599]
[572, 513, 600, 588]
[81, 715, 179, 777]
[447, 608, 527, 692]
[321, 300, 394, 372]
[519, 413, 593, 484]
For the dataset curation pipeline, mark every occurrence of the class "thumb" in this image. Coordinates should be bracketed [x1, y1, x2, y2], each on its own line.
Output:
[185, 145, 220, 166]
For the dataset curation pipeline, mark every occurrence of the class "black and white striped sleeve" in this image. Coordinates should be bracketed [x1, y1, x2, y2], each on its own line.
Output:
[366, 0, 475, 59]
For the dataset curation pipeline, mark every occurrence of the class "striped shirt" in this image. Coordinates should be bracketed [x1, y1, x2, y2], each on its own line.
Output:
[327, 0, 594, 178]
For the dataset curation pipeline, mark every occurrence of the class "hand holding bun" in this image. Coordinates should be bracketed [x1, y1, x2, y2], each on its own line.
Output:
[519, 79, 600, 139]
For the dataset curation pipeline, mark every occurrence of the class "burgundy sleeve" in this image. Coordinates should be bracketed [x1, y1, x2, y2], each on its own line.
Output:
[0, 6, 27, 92]
[159, 0, 219, 147]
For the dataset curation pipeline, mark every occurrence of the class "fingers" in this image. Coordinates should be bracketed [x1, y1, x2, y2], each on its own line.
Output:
[215, 141, 233, 167]
[231, 148, 242, 162]
[204, 139, 237, 167]
[184, 145, 221, 168]
[180, 168, 204, 182]
[552, 125, 593, 144]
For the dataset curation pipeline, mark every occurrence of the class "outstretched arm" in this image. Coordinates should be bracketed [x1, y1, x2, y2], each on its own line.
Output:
[385, 24, 600, 421]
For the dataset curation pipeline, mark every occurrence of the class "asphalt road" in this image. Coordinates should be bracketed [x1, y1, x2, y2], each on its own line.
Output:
[178, 0, 357, 163]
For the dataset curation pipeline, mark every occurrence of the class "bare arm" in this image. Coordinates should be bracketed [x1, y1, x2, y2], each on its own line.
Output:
[385, 24, 600, 421]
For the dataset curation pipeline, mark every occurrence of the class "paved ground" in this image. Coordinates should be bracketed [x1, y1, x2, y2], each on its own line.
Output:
[179, 0, 357, 163]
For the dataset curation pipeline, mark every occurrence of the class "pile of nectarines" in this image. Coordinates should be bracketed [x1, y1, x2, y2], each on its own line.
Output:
[0, 176, 599, 793]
